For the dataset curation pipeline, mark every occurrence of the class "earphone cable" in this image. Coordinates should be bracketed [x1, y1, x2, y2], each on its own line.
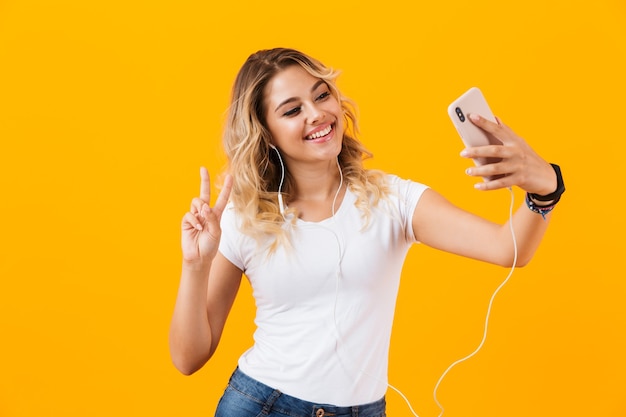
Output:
[432, 187, 518, 416]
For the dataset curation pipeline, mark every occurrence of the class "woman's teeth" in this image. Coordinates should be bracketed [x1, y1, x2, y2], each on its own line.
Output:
[306, 125, 332, 140]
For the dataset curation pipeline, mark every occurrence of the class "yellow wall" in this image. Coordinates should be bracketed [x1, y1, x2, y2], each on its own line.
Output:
[1, 1, 624, 416]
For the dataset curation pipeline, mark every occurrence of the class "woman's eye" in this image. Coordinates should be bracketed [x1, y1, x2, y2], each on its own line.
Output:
[316, 91, 331, 101]
[283, 107, 301, 117]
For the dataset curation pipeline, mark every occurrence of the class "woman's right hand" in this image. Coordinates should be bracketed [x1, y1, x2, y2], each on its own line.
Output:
[181, 167, 233, 266]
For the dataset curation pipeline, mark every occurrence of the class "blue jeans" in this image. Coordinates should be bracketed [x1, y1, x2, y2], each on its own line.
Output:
[214, 368, 387, 417]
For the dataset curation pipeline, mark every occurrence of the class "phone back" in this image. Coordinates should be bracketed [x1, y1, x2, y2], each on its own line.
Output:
[448, 87, 502, 167]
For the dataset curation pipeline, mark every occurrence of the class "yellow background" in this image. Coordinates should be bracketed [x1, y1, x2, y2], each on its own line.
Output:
[1, 0, 625, 416]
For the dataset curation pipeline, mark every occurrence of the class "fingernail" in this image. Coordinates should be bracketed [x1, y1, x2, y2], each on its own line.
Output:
[196, 224, 203, 231]
[474, 182, 486, 190]
[469, 113, 480, 121]
[460, 149, 469, 157]
[465, 168, 473, 175]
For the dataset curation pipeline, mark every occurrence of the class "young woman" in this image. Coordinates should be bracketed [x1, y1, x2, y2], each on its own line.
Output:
[169, 48, 564, 417]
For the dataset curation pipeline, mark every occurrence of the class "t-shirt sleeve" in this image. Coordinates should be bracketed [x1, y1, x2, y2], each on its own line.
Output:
[218, 204, 246, 271]
[388, 174, 429, 243]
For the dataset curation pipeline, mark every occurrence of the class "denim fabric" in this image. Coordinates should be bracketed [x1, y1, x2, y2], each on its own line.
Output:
[214, 368, 386, 417]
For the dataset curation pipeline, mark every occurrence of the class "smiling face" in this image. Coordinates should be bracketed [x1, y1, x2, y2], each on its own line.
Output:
[264, 65, 344, 166]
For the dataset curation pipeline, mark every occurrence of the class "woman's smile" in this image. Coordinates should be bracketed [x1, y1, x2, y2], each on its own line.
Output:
[305, 123, 334, 142]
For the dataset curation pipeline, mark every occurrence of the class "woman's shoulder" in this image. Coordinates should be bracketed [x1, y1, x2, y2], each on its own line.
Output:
[220, 202, 243, 233]
[366, 170, 429, 192]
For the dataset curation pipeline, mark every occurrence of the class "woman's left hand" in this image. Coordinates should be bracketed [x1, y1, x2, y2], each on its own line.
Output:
[460, 113, 556, 195]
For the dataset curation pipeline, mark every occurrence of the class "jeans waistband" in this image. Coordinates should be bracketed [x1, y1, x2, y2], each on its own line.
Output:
[227, 367, 386, 416]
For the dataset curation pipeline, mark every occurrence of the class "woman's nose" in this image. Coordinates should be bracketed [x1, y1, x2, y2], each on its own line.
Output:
[306, 103, 325, 125]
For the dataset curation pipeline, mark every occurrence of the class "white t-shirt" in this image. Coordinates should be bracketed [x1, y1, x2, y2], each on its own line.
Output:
[219, 174, 428, 406]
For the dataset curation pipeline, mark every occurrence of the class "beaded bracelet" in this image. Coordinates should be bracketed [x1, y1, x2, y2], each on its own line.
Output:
[525, 193, 557, 219]
[525, 163, 565, 220]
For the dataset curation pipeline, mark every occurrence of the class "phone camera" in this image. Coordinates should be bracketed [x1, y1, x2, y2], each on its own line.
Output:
[455, 107, 465, 122]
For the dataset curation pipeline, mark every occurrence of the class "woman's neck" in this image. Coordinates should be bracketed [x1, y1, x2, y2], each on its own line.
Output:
[287, 160, 345, 221]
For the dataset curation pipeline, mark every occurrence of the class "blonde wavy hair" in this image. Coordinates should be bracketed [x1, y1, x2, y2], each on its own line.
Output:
[223, 48, 390, 248]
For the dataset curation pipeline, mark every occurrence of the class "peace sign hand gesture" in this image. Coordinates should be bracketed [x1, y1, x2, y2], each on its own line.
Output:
[181, 167, 233, 266]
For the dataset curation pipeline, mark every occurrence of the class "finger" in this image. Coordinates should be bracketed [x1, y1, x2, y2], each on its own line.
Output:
[461, 144, 511, 162]
[201, 204, 212, 221]
[199, 166, 211, 203]
[212, 175, 233, 217]
[474, 176, 513, 191]
[200, 205, 220, 237]
[466, 159, 510, 178]
[190, 197, 205, 215]
[468, 113, 503, 132]
[182, 212, 204, 231]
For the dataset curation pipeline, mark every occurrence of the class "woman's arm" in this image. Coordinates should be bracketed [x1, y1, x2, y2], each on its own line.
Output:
[413, 114, 562, 267]
[169, 168, 242, 375]
[413, 189, 551, 266]
[169, 253, 242, 375]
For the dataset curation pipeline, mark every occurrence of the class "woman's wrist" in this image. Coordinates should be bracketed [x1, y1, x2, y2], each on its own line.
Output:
[527, 194, 556, 207]
[525, 163, 565, 219]
[182, 258, 212, 274]
[528, 163, 565, 202]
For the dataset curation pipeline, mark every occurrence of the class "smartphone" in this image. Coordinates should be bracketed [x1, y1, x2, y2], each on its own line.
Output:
[448, 87, 502, 169]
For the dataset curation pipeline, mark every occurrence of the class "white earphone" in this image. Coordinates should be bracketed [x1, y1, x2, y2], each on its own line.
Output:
[269, 144, 286, 215]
